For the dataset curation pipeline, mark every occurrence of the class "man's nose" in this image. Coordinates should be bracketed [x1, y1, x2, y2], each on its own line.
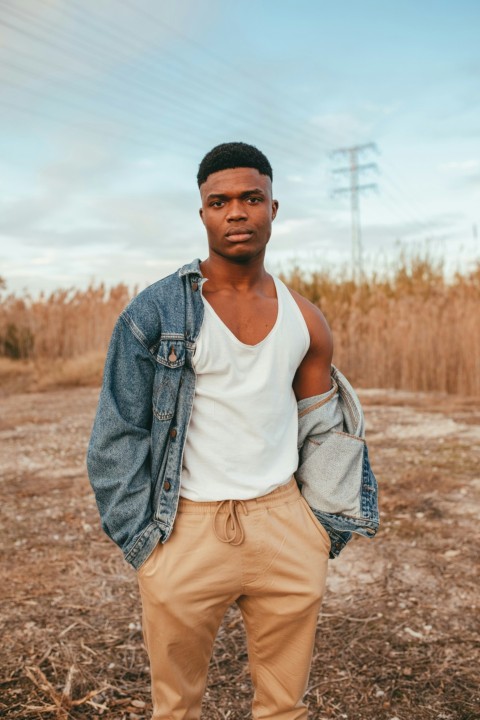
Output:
[226, 200, 247, 221]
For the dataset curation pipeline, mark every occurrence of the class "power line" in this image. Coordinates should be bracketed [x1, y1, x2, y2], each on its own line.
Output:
[2, 1, 388, 171]
[380, 177, 435, 239]
[0, 3, 320, 167]
[0, 58, 220, 154]
[0, 1, 443, 266]
[380, 163, 436, 235]
[114, 0, 347, 152]
[0, 95, 193, 156]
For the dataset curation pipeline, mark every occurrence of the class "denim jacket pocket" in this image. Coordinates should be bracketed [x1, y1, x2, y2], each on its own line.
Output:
[155, 338, 186, 368]
[152, 339, 185, 421]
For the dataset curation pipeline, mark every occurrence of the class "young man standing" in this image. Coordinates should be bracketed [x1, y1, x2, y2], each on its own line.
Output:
[87, 142, 377, 719]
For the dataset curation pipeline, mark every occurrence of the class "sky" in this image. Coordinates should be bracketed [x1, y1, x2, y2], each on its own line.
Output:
[0, 0, 479, 296]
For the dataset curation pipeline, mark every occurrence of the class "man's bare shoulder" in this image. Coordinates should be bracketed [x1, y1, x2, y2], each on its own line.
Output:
[287, 287, 333, 354]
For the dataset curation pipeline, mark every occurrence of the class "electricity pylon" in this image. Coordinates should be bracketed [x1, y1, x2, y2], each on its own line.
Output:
[332, 143, 378, 282]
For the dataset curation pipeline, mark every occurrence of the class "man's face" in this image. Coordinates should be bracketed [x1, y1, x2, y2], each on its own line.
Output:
[199, 167, 278, 263]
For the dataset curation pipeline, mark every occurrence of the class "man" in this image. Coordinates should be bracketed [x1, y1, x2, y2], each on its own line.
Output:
[87, 142, 378, 719]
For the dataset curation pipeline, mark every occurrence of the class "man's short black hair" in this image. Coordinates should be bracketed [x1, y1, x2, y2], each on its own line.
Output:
[197, 142, 273, 187]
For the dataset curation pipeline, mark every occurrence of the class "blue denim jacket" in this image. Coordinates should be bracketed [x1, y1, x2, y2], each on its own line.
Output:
[296, 368, 379, 557]
[86, 258, 379, 570]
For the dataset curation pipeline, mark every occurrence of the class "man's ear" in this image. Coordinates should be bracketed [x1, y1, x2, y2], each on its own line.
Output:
[272, 199, 279, 220]
[199, 208, 204, 224]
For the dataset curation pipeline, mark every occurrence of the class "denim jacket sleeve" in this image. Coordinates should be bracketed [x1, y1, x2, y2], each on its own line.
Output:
[86, 311, 157, 558]
[296, 366, 379, 558]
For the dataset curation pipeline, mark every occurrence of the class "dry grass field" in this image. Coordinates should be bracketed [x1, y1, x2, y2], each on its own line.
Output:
[1, 386, 479, 720]
[1, 257, 479, 717]
[1, 254, 479, 395]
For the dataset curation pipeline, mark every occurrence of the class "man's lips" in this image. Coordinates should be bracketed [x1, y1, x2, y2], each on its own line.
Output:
[225, 229, 254, 241]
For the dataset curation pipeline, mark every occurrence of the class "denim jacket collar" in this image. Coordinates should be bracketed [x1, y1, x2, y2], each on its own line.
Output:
[178, 258, 203, 278]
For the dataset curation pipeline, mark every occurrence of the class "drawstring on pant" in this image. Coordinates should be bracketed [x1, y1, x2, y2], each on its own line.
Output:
[213, 499, 248, 545]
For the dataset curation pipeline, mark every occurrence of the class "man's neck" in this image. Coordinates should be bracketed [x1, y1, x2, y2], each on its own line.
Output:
[200, 253, 269, 292]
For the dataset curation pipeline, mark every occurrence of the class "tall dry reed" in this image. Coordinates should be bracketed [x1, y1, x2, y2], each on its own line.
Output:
[280, 255, 480, 395]
[1, 254, 479, 394]
[0, 282, 133, 362]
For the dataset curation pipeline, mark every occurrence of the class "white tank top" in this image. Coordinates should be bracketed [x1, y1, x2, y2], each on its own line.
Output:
[180, 275, 310, 501]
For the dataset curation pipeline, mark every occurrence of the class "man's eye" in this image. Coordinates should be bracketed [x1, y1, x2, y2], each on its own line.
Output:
[211, 201, 224, 207]
[247, 197, 262, 204]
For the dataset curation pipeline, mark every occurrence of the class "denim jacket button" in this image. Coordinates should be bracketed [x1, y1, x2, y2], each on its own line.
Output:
[164, 480, 171, 491]
[169, 428, 177, 439]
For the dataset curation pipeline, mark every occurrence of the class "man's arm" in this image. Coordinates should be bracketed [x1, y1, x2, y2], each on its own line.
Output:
[86, 312, 156, 556]
[290, 289, 333, 401]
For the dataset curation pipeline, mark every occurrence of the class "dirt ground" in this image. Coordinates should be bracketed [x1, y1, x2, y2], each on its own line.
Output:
[0, 386, 479, 720]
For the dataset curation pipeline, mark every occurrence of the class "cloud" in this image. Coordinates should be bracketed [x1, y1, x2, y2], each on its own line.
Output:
[438, 160, 480, 175]
[463, 173, 480, 187]
[273, 218, 315, 237]
[286, 175, 305, 184]
[0, 131, 128, 239]
[0, 0, 215, 86]
[308, 112, 371, 147]
[361, 101, 400, 117]
[437, 160, 480, 190]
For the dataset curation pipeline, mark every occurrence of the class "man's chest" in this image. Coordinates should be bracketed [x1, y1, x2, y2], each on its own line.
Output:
[202, 292, 278, 346]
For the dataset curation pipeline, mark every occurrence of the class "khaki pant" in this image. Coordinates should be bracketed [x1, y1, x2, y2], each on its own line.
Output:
[137, 476, 330, 719]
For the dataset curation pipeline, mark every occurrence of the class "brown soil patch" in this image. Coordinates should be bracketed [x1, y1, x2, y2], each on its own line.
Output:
[0, 388, 479, 719]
